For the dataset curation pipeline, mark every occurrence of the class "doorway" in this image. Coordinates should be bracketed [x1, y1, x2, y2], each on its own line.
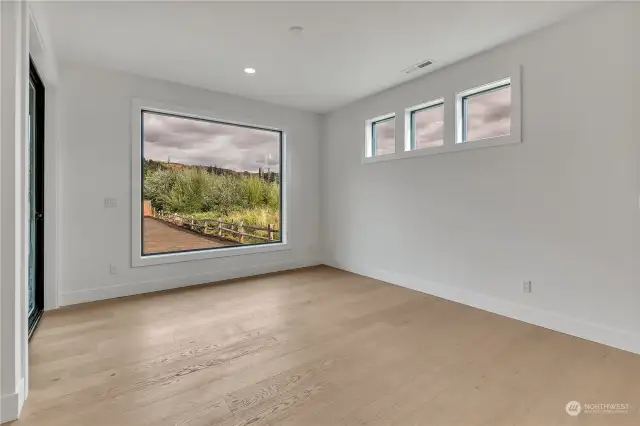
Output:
[28, 57, 45, 338]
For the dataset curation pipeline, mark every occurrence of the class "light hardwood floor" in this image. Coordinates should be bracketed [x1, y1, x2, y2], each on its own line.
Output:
[16, 266, 640, 425]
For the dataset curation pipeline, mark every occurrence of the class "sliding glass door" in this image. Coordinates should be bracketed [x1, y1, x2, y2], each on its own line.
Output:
[28, 58, 45, 338]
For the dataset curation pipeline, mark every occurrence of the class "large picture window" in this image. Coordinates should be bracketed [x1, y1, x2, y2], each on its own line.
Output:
[140, 110, 282, 257]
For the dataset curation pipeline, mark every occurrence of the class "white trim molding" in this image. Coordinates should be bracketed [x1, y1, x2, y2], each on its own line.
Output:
[61, 259, 316, 306]
[130, 98, 291, 268]
[2, 2, 30, 423]
[0, 378, 25, 424]
[327, 261, 640, 356]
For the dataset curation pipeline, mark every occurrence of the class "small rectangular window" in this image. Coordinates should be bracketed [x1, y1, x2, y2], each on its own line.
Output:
[458, 79, 511, 143]
[371, 116, 396, 156]
[370, 116, 395, 157]
[408, 101, 444, 151]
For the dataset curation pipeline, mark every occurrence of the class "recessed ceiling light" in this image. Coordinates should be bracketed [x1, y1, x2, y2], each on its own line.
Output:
[289, 26, 304, 34]
[244, 68, 256, 74]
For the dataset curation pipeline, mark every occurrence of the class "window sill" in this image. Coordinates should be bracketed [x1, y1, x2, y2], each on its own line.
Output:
[132, 242, 291, 267]
[363, 134, 521, 164]
[362, 153, 399, 164]
[452, 133, 521, 152]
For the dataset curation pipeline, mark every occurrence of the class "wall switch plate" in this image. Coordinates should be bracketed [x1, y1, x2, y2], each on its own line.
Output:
[105, 197, 117, 208]
[522, 280, 532, 293]
[109, 264, 118, 274]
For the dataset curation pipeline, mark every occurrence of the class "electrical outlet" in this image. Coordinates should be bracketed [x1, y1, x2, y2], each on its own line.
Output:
[522, 280, 532, 293]
[105, 197, 117, 208]
[110, 264, 118, 274]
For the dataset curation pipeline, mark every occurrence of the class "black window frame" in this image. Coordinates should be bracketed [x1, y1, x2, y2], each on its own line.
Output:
[140, 109, 284, 257]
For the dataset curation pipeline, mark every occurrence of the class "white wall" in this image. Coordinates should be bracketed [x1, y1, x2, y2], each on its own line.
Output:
[322, 3, 640, 354]
[56, 63, 321, 306]
[1, 1, 29, 422]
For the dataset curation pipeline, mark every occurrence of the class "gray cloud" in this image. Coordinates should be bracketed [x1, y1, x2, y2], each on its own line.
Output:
[466, 86, 511, 141]
[143, 111, 280, 172]
[414, 106, 443, 149]
[374, 119, 395, 155]
[483, 104, 510, 122]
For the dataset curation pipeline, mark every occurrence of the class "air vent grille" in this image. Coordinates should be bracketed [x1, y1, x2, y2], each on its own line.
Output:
[403, 59, 434, 75]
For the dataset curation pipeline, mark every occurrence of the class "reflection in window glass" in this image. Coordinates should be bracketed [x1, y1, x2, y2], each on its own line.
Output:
[463, 84, 511, 142]
[411, 104, 444, 150]
[373, 117, 395, 156]
[142, 111, 282, 256]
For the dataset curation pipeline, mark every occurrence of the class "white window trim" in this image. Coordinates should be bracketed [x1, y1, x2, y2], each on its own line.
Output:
[404, 98, 445, 152]
[131, 98, 290, 268]
[363, 65, 522, 163]
[363, 112, 396, 163]
[455, 76, 520, 149]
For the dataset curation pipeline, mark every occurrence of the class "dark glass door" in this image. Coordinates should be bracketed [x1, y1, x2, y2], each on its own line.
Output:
[28, 57, 45, 338]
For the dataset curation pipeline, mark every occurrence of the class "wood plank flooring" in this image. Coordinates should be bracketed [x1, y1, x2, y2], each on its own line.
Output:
[16, 266, 640, 425]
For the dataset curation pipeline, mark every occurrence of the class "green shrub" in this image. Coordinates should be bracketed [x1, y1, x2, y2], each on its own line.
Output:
[144, 168, 177, 210]
[143, 163, 280, 224]
[163, 168, 208, 213]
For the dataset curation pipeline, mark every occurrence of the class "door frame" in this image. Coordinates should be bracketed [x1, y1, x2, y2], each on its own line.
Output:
[28, 56, 45, 338]
[29, 2, 61, 312]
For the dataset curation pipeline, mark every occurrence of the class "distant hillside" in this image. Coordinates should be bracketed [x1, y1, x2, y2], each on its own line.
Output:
[143, 158, 279, 182]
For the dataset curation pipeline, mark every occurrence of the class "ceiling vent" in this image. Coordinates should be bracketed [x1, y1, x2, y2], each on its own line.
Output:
[402, 59, 434, 75]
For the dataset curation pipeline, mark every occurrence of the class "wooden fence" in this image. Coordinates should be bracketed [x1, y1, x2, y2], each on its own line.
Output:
[152, 210, 280, 244]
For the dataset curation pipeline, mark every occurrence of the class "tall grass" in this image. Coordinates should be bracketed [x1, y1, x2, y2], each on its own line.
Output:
[192, 207, 279, 228]
[144, 165, 280, 229]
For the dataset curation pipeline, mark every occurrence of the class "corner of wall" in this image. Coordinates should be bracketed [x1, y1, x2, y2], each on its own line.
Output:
[28, 1, 59, 85]
[317, 112, 330, 265]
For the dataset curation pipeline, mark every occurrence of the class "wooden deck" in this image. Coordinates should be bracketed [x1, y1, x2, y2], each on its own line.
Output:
[19, 267, 640, 426]
[143, 217, 234, 254]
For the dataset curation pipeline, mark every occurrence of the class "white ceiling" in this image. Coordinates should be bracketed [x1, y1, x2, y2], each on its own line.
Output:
[39, 1, 590, 113]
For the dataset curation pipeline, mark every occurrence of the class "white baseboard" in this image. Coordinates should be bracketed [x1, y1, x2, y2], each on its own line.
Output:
[60, 259, 319, 306]
[57, 257, 640, 355]
[1, 378, 25, 424]
[327, 260, 640, 356]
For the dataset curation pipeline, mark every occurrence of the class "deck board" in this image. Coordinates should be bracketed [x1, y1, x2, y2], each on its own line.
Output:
[143, 217, 233, 254]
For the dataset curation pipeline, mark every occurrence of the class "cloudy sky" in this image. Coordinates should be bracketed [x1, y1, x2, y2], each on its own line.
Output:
[143, 111, 280, 173]
[374, 85, 511, 153]
[414, 104, 444, 149]
[465, 85, 511, 141]
[374, 119, 395, 156]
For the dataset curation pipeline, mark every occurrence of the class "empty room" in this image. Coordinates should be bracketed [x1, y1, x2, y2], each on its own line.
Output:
[2, 1, 640, 425]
